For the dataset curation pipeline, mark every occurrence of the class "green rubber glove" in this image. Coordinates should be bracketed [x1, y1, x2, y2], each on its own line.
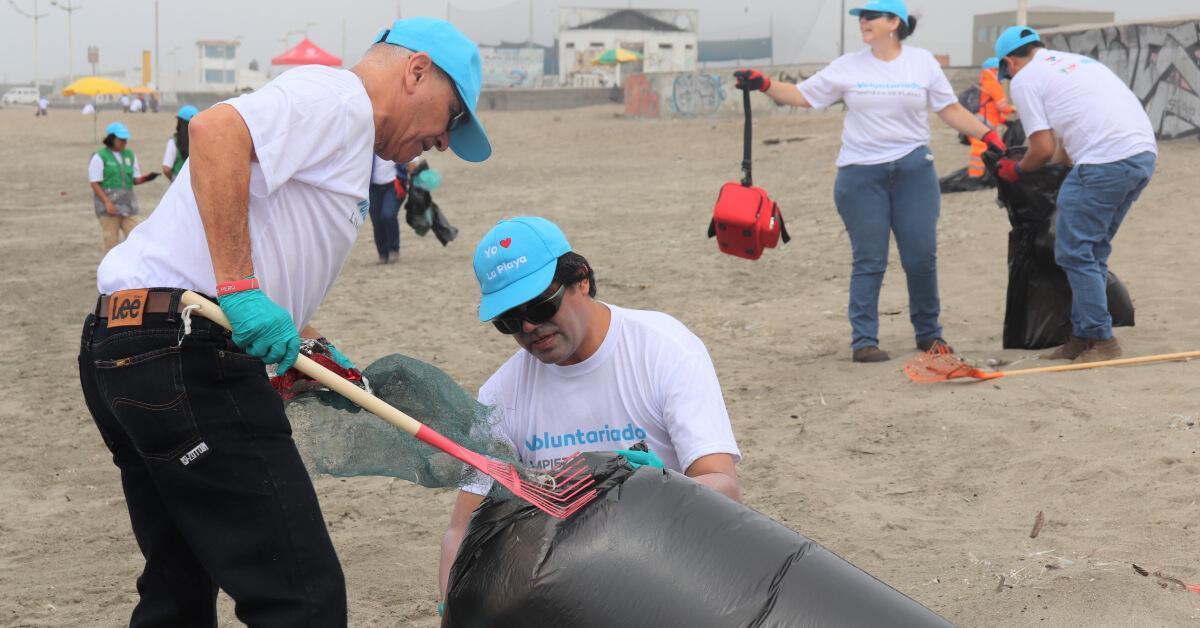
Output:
[218, 288, 301, 373]
[325, 341, 355, 370]
[615, 449, 665, 470]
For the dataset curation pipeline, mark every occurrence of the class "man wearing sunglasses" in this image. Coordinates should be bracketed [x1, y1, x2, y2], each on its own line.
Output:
[438, 217, 743, 601]
[80, 17, 489, 626]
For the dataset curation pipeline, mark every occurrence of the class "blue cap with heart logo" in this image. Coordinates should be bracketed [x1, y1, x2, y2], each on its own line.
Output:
[375, 17, 491, 162]
[473, 217, 571, 321]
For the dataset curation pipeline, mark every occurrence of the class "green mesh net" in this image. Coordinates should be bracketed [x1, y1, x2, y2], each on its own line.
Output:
[284, 353, 517, 489]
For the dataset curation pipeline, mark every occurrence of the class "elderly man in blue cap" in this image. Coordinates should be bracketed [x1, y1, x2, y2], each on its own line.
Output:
[993, 26, 1157, 363]
[437, 216, 743, 607]
[78, 18, 489, 626]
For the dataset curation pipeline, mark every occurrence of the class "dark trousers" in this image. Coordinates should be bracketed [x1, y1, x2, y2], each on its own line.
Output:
[368, 182, 400, 258]
[78, 296, 346, 627]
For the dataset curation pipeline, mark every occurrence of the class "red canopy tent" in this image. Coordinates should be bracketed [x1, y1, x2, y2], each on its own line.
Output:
[271, 37, 342, 66]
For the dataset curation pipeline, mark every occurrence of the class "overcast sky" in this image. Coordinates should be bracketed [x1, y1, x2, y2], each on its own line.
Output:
[1, 0, 1195, 85]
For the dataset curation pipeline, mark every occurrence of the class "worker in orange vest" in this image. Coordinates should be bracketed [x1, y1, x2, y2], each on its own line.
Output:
[968, 56, 1015, 178]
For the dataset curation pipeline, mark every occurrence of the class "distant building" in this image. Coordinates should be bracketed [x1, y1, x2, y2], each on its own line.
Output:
[973, 7, 1115, 66]
[557, 8, 699, 86]
[196, 39, 240, 93]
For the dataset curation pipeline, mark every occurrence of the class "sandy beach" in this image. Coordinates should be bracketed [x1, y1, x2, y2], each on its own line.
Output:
[1, 102, 1198, 626]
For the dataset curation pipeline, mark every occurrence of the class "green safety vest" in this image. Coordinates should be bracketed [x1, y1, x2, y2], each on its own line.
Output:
[171, 135, 186, 178]
[96, 148, 136, 190]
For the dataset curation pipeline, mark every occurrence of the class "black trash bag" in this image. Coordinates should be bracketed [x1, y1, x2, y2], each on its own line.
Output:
[1002, 118, 1025, 148]
[404, 160, 459, 246]
[444, 452, 953, 628]
[984, 148, 1135, 349]
[940, 166, 995, 194]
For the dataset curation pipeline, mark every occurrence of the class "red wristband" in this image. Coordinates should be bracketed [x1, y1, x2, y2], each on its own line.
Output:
[216, 277, 260, 297]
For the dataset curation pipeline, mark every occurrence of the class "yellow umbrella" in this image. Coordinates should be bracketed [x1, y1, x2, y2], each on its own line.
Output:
[61, 76, 131, 96]
[591, 48, 643, 87]
[592, 47, 643, 65]
[62, 76, 131, 141]
[130, 85, 159, 95]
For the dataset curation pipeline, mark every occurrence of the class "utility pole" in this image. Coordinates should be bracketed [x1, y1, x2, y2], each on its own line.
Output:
[341, 17, 346, 66]
[8, 0, 48, 93]
[527, 0, 533, 46]
[50, 0, 82, 84]
[154, 0, 159, 88]
[769, 14, 774, 66]
[1016, 0, 1029, 24]
[839, 0, 846, 56]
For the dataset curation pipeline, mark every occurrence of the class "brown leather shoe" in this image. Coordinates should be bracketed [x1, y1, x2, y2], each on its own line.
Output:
[1074, 337, 1122, 363]
[852, 346, 891, 363]
[1041, 336, 1089, 360]
[916, 337, 953, 353]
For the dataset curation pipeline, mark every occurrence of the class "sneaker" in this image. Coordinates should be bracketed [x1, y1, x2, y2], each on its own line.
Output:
[916, 337, 953, 353]
[1074, 337, 1122, 363]
[852, 346, 891, 363]
[377, 254, 389, 265]
[1041, 336, 1089, 360]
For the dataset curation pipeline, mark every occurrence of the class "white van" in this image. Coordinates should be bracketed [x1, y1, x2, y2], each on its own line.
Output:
[2, 87, 40, 105]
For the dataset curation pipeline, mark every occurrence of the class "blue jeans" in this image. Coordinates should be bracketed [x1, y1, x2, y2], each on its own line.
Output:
[1055, 151, 1156, 340]
[369, 182, 400, 258]
[834, 146, 942, 350]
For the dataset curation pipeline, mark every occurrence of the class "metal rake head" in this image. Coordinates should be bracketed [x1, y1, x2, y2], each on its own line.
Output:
[903, 345, 997, 383]
[487, 452, 599, 519]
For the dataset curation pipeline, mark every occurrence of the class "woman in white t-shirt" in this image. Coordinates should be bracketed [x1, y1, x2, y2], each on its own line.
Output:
[736, 0, 1005, 363]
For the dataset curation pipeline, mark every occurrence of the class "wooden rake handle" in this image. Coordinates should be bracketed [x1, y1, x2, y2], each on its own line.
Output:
[180, 291, 424, 437]
[999, 350, 1200, 378]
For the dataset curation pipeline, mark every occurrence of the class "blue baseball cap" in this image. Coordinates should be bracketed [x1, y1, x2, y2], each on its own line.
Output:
[995, 26, 1041, 79]
[176, 105, 199, 121]
[474, 217, 571, 322]
[105, 122, 130, 140]
[995, 25, 1041, 61]
[982, 57, 999, 70]
[848, 0, 908, 25]
[374, 17, 491, 163]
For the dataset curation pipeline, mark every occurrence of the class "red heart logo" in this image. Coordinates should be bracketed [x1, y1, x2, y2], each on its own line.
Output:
[500, 238, 512, 248]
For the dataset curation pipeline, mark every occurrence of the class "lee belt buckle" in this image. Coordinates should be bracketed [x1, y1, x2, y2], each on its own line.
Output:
[107, 288, 149, 328]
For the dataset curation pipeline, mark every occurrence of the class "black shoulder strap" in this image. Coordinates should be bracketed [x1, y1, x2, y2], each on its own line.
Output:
[740, 89, 753, 187]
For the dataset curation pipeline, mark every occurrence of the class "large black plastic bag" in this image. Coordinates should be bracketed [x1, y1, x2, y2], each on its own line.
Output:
[986, 149, 1134, 349]
[444, 453, 953, 628]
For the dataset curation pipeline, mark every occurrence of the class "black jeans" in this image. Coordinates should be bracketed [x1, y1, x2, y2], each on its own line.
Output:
[78, 296, 346, 627]
[368, 181, 400, 258]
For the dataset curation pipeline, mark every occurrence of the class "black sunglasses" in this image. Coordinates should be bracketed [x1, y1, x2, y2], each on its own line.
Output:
[492, 283, 568, 334]
[858, 10, 890, 21]
[446, 92, 468, 134]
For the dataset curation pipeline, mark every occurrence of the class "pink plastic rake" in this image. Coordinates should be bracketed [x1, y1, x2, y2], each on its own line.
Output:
[181, 291, 599, 519]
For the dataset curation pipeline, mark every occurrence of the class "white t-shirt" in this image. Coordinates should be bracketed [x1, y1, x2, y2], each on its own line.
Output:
[88, 150, 141, 183]
[81, 103, 95, 115]
[1011, 49, 1157, 165]
[130, 98, 144, 112]
[462, 304, 741, 495]
[119, 96, 129, 107]
[798, 46, 958, 167]
[370, 155, 396, 185]
[97, 65, 375, 329]
[162, 137, 178, 169]
[37, 98, 48, 108]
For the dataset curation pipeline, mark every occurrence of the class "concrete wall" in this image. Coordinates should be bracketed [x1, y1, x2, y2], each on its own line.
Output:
[624, 65, 981, 119]
[1042, 18, 1200, 139]
[972, 10, 1114, 66]
[558, 30, 698, 84]
[476, 87, 619, 112]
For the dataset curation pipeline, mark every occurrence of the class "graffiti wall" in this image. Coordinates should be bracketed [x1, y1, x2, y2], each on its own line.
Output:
[1043, 19, 1200, 138]
[480, 48, 544, 89]
[625, 66, 815, 118]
